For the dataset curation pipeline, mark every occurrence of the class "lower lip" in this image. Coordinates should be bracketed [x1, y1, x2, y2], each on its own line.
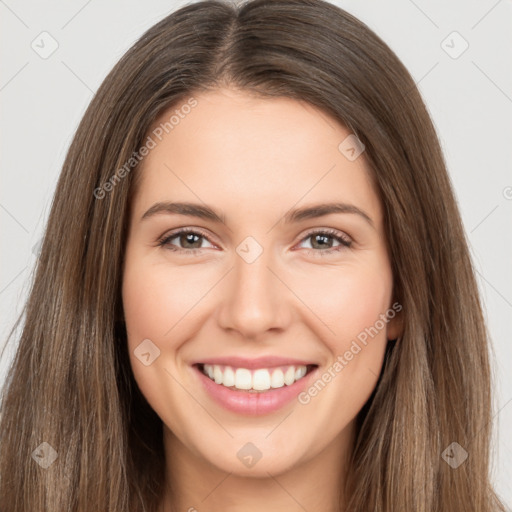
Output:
[193, 365, 318, 416]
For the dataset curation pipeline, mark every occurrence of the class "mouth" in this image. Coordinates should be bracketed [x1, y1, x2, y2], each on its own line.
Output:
[190, 356, 320, 415]
[195, 363, 318, 393]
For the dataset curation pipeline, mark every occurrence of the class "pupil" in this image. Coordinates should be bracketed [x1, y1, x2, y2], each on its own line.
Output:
[312, 234, 331, 249]
[182, 233, 201, 248]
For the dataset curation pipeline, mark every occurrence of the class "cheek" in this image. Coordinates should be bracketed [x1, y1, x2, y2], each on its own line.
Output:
[121, 252, 186, 388]
[122, 253, 211, 348]
[121, 256, 202, 437]
[293, 258, 393, 347]
[294, 261, 393, 431]
[122, 263, 178, 344]
[339, 271, 390, 340]
[298, 258, 392, 394]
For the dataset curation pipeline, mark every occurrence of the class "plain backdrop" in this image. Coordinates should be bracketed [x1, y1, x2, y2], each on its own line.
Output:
[1, 0, 511, 506]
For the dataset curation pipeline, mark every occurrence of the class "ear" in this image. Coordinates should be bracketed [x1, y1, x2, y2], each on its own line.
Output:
[386, 302, 404, 341]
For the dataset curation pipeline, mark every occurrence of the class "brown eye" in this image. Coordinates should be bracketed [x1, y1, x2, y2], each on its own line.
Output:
[157, 228, 214, 253]
[296, 229, 352, 256]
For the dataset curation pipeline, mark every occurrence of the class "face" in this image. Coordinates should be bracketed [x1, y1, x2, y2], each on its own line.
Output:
[122, 88, 401, 478]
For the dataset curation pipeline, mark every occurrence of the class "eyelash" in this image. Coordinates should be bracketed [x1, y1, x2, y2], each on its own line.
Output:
[156, 227, 352, 257]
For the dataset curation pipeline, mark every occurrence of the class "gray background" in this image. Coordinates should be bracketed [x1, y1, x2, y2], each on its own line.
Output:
[1, 0, 511, 505]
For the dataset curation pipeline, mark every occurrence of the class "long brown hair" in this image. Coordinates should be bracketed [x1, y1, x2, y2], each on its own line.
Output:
[0, 1, 507, 510]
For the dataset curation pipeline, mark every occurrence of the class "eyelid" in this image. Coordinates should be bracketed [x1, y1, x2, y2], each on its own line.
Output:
[297, 226, 352, 245]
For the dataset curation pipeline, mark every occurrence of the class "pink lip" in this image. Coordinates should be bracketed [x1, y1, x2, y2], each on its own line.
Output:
[191, 356, 316, 369]
[192, 363, 319, 416]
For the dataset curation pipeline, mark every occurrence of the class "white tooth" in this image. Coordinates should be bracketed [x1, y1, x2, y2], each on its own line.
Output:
[270, 368, 285, 388]
[295, 366, 307, 380]
[235, 368, 252, 389]
[213, 365, 223, 384]
[284, 366, 296, 385]
[204, 364, 214, 379]
[223, 366, 235, 387]
[252, 369, 271, 390]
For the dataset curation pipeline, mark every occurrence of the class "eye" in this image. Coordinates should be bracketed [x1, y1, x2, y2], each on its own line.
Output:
[295, 228, 352, 257]
[157, 227, 352, 256]
[157, 228, 215, 255]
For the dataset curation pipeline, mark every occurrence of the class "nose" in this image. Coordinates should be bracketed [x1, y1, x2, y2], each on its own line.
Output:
[216, 242, 291, 340]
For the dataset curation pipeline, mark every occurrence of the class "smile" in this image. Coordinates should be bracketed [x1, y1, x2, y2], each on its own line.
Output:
[198, 363, 316, 392]
[192, 361, 319, 415]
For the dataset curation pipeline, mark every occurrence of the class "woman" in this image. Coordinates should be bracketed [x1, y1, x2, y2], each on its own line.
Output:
[0, 0, 507, 510]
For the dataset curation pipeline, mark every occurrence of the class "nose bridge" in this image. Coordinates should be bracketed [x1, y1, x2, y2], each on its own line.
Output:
[218, 235, 288, 337]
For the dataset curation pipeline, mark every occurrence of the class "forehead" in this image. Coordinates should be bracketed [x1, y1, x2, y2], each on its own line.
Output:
[132, 88, 381, 226]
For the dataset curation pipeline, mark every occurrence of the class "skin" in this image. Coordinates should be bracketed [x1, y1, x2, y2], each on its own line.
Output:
[122, 88, 402, 512]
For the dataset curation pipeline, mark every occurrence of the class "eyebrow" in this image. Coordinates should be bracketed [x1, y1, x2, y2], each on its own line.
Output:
[140, 201, 374, 228]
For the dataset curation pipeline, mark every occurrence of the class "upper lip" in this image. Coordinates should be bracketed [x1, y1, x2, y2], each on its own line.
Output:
[192, 356, 318, 369]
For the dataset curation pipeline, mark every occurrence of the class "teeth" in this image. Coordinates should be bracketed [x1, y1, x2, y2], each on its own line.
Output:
[253, 369, 271, 390]
[201, 364, 310, 391]
[271, 369, 285, 388]
[223, 366, 235, 387]
[235, 368, 252, 390]
[284, 366, 295, 385]
[213, 366, 223, 384]
[295, 366, 307, 380]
